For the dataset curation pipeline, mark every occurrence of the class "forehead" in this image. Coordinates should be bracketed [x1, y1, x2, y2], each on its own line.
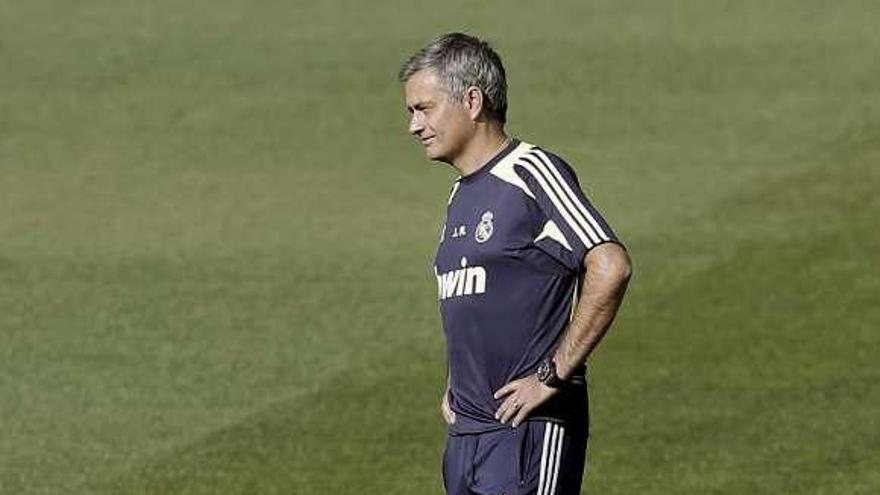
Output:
[404, 69, 448, 104]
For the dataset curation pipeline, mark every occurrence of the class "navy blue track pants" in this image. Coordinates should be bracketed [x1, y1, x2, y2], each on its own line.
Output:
[442, 420, 588, 495]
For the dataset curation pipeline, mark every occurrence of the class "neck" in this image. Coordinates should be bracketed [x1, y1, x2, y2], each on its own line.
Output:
[451, 125, 509, 177]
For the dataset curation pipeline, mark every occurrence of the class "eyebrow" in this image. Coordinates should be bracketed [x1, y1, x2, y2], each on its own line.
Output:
[406, 100, 434, 111]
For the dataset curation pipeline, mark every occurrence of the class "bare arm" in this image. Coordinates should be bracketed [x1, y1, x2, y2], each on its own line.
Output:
[494, 242, 632, 427]
[554, 242, 632, 379]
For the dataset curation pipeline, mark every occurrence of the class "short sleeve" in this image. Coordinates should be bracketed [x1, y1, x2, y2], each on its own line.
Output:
[514, 148, 621, 272]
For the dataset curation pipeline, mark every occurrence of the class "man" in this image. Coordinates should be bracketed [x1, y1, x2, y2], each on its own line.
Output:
[399, 33, 632, 495]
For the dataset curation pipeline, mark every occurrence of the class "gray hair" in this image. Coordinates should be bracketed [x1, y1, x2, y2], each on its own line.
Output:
[398, 32, 508, 124]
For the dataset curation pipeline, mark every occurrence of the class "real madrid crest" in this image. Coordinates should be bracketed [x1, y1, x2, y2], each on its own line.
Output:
[475, 210, 494, 243]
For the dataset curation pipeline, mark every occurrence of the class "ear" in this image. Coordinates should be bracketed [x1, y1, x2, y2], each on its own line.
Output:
[463, 86, 484, 121]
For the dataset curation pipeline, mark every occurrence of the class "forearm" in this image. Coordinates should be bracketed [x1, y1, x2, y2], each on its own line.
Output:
[553, 243, 632, 380]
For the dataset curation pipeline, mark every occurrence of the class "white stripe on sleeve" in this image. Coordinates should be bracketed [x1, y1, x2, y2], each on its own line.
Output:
[531, 150, 610, 242]
[518, 158, 596, 248]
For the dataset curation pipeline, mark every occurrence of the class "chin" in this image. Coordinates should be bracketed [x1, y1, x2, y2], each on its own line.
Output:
[424, 147, 448, 162]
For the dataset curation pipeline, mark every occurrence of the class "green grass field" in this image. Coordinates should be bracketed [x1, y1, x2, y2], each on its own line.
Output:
[2, 1, 879, 493]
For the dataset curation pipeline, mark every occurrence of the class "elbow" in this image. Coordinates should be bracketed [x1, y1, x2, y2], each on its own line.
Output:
[619, 247, 633, 281]
[609, 246, 633, 287]
[586, 242, 632, 287]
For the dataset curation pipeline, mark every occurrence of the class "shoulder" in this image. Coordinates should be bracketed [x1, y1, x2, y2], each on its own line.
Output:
[507, 141, 578, 174]
[528, 145, 582, 185]
[487, 140, 583, 197]
[496, 142, 583, 187]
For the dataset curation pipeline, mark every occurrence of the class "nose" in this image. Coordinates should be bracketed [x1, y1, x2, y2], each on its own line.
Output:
[409, 112, 424, 136]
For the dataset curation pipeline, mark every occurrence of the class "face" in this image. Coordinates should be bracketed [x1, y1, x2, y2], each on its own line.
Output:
[404, 69, 476, 163]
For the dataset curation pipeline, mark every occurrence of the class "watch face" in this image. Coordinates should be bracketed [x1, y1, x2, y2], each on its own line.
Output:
[537, 361, 550, 381]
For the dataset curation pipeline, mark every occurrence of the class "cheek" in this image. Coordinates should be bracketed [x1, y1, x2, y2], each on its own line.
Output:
[446, 115, 472, 143]
[431, 108, 457, 134]
[425, 114, 443, 135]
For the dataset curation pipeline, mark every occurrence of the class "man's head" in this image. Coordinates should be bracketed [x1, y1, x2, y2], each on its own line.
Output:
[399, 33, 507, 163]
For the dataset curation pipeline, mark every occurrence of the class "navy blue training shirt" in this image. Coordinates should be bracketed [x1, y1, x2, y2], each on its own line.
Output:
[434, 139, 621, 435]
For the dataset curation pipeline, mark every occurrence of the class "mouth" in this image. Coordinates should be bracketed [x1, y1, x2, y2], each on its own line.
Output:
[420, 136, 435, 146]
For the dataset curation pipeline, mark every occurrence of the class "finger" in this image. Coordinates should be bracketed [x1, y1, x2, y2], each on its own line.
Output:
[494, 393, 518, 420]
[445, 404, 455, 422]
[499, 396, 521, 424]
[511, 402, 532, 428]
[493, 381, 517, 399]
